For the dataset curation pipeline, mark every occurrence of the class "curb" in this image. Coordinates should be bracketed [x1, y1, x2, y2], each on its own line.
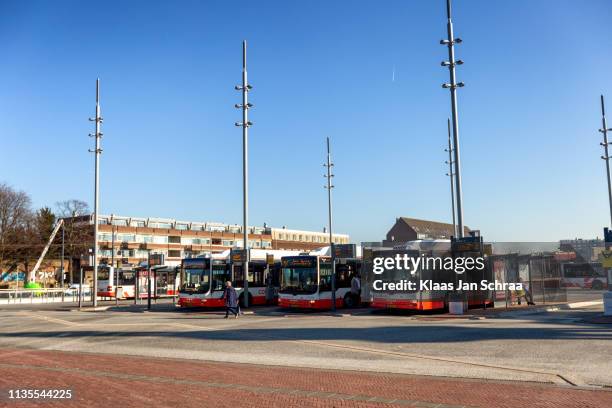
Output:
[497, 300, 603, 317]
[68, 306, 112, 312]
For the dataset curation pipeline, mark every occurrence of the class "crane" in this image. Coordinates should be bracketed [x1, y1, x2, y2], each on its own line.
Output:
[28, 219, 64, 283]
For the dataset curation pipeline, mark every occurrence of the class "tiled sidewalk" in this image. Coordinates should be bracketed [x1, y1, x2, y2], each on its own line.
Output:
[0, 348, 610, 408]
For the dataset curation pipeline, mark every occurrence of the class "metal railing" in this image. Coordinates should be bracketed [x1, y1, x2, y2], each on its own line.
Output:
[0, 288, 89, 304]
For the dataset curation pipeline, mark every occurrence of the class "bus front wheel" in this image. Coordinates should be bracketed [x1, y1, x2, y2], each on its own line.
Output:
[343, 293, 356, 308]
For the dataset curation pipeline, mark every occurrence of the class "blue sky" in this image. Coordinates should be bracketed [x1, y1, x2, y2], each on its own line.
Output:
[1, 0, 612, 243]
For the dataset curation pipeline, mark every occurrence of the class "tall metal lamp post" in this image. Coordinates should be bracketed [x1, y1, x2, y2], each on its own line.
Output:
[441, 0, 465, 239]
[445, 118, 457, 237]
[600, 95, 612, 316]
[599, 95, 612, 228]
[60, 223, 65, 301]
[235, 40, 253, 308]
[88, 79, 103, 307]
[324, 137, 336, 311]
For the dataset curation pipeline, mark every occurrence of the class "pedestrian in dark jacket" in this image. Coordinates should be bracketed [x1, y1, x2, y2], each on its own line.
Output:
[222, 280, 239, 319]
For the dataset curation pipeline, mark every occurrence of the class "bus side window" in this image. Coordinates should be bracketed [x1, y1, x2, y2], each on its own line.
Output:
[121, 271, 135, 285]
[564, 266, 577, 278]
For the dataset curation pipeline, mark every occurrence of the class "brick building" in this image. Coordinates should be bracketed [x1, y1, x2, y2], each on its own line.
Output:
[64, 214, 349, 268]
[383, 217, 470, 246]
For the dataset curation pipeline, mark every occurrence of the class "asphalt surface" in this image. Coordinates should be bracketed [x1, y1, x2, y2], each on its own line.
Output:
[0, 301, 610, 389]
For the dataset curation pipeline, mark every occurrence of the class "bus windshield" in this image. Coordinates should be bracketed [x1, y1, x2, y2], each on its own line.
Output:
[181, 267, 210, 293]
[280, 257, 318, 294]
[97, 268, 110, 281]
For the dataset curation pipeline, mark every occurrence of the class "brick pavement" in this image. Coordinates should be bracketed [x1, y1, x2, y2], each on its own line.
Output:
[0, 349, 610, 408]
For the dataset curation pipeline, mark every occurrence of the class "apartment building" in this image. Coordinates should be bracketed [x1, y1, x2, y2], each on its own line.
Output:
[64, 214, 349, 267]
[270, 227, 349, 251]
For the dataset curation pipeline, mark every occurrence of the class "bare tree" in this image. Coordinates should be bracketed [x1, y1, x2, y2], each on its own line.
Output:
[0, 183, 33, 269]
[55, 199, 91, 282]
[56, 200, 90, 219]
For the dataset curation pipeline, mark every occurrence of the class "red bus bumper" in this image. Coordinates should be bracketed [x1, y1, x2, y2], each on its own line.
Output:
[371, 298, 445, 310]
[178, 297, 225, 308]
[278, 297, 343, 309]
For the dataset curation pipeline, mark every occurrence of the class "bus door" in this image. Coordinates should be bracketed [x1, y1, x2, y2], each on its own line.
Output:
[249, 261, 267, 304]
[96, 266, 113, 297]
[334, 259, 355, 302]
[119, 269, 136, 298]
[318, 258, 337, 307]
[232, 260, 267, 304]
[211, 260, 230, 293]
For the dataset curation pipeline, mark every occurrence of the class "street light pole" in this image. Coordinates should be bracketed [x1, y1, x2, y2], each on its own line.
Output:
[61, 223, 65, 301]
[445, 118, 457, 237]
[88, 79, 103, 307]
[441, 0, 465, 238]
[599, 95, 612, 228]
[235, 40, 253, 308]
[324, 137, 336, 311]
[599, 95, 612, 316]
[112, 224, 118, 305]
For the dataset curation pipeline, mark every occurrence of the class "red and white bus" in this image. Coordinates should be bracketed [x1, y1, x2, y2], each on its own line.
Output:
[278, 255, 361, 309]
[178, 249, 301, 308]
[362, 240, 493, 311]
[560, 262, 607, 290]
[178, 254, 231, 307]
[97, 265, 179, 299]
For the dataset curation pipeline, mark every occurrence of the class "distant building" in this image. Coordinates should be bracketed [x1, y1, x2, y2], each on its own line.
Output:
[63, 214, 349, 268]
[383, 217, 470, 246]
[559, 239, 604, 263]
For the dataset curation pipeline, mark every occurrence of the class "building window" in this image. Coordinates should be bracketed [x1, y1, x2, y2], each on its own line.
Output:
[98, 233, 112, 241]
[153, 236, 168, 244]
[98, 249, 112, 257]
[168, 250, 181, 258]
[117, 234, 135, 242]
[150, 222, 171, 229]
[135, 250, 149, 258]
[168, 236, 181, 244]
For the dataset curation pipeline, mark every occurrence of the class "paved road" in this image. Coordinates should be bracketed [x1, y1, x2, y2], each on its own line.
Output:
[0, 303, 610, 407]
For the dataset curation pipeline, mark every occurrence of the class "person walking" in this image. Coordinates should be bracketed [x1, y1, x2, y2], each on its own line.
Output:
[222, 280, 239, 319]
